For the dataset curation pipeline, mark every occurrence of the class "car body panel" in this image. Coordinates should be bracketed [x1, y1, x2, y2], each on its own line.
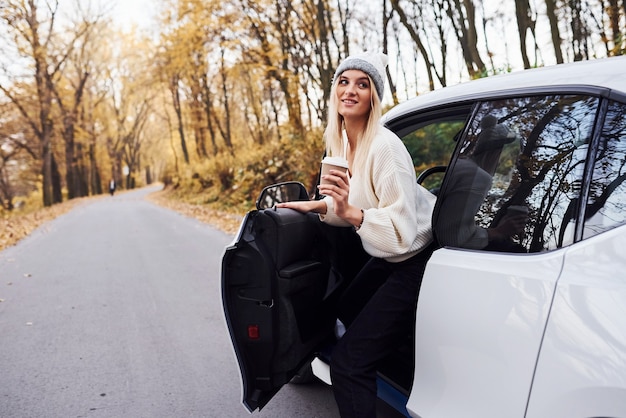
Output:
[382, 56, 626, 126]
[406, 248, 563, 417]
[526, 224, 626, 418]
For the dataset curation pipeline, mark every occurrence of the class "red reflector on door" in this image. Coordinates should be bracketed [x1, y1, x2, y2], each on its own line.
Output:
[248, 325, 260, 340]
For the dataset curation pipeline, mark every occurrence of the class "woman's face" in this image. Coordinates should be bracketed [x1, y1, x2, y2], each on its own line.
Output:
[336, 70, 372, 122]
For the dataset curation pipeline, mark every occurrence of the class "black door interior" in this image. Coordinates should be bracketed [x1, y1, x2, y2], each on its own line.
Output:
[222, 207, 339, 411]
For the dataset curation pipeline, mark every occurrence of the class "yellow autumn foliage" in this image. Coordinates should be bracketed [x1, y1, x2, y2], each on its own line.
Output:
[164, 127, 325, 214]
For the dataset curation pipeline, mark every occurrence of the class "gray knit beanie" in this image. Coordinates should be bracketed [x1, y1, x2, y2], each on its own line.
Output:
[333, 52, 389, 100]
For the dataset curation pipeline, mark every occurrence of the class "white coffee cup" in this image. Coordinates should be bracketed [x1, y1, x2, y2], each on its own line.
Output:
[320, 156, 349, 185]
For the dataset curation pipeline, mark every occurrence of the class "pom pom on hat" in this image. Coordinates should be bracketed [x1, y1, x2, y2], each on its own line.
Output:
[333, 52, 389, 100]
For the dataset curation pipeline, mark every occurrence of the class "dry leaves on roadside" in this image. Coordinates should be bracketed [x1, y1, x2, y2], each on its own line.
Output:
[0, 201, 78, 252]
[0, 188, 242, 253]
[146, 190, 243, 235]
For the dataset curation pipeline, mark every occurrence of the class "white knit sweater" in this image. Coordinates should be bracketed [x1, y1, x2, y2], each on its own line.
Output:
[321, 126, 435, 262]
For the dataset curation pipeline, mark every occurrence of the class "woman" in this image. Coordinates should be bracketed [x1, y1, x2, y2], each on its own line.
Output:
[277, 52, 436, 418]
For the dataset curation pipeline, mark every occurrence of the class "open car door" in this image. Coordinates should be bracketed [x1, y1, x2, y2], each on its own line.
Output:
[221, 182, 368, 412]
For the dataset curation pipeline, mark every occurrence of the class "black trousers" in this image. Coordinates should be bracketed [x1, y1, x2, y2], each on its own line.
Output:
[330, 243, 435, 418]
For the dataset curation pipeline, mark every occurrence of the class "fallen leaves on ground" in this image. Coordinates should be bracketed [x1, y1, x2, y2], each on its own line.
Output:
[146, 188, 243, 235]
[0, 198, 89, 252]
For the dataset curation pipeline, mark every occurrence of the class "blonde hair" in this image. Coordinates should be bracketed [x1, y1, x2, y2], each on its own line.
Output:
[324, 74, 382, 174]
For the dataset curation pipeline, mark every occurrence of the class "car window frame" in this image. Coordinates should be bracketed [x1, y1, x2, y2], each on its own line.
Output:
[578, 96, 626, 241]
[387, 85, 624, 253]
[575, 98, 608, 242]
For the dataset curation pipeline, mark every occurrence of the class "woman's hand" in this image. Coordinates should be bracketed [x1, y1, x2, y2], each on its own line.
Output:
[276, 200, 327, 214]
[318, 169, 363, 228]
[319, 169, 351, 216]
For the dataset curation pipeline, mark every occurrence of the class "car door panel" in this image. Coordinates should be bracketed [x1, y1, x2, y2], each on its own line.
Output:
[406, 248, 563, 418]
[405, 93, 611, 417]
[526, 225, 626, 418]
[221, 207, 335, 412]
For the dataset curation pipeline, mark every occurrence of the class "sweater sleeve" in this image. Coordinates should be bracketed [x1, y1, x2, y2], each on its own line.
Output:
[319, 195, 352, 227]
[356, 132, 435, 260]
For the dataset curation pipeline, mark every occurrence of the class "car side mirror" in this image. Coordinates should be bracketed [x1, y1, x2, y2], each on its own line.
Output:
[256, 182, 309, 210]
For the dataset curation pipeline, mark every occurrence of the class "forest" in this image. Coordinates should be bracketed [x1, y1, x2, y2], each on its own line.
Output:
[1, 0, 625, 217]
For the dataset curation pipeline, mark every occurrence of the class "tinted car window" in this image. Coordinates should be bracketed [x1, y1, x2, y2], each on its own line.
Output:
[435, 95, 599, 253]
[583, 100, 626, 238]
[395, 110, 469, 192]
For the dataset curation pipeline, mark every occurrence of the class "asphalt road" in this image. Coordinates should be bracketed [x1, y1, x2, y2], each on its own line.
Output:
[0, 186, 340, 418]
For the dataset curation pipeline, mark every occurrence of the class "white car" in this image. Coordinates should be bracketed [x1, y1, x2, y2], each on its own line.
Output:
[222, 56, 626, 417]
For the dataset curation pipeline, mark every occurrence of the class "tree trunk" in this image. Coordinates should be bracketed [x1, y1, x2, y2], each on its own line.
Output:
[515, 0, 533, 68]
[41, 127, 56, 206]
[29, 2, 57, 206]
[605, 0, 622, 54]
[57, 71, 89, 199]
[41, 143, 53, 207]
[268, 83, 281, 143]
[170, 76, 190, 163]
[569, 0, 588, 61]
[51, 151, 62, 204]
[75, 143, 88, 197]
[545, 0, 564, 63]
[219, 48, 233, 151]
[89, 143, 102, 195]
[383, 0, 399, 105]
[444, 0, 486, 78]
[389, 0, 438, 89]
[190, 79, 208, 159]
[64, 126, 77, 199]
[201, 74, 219, 156]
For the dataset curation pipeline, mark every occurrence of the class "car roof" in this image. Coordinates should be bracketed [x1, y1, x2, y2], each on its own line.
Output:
[382, 56, 626, 123]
